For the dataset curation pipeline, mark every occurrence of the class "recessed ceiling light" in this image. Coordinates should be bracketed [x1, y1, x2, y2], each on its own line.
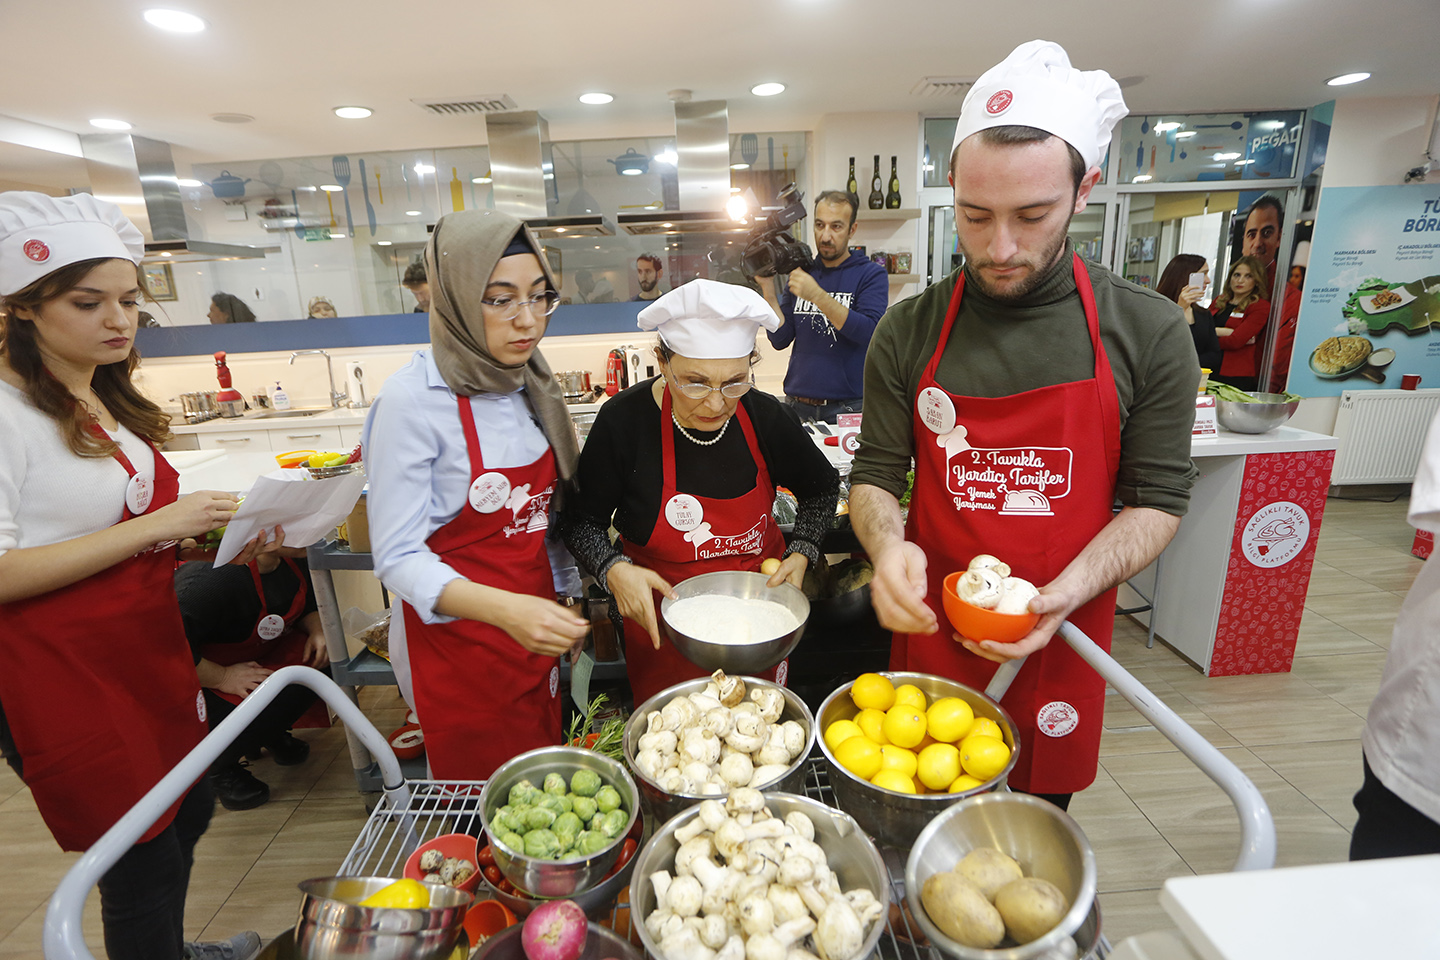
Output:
[319, 184, 343, 192]
[472, 174, 492, 184]
[579, 93, 614, 105]
[377, 240, 393, 246]
[730, 162, 750, 170]
[1154, 121, 1180, 132]
[333, 106, 373, 119]
[1175, 131, 1196, 139]
[661, 222, 673, 229]
[1327, 72, 1371, 86]
[1132, 175, 1152, 183]
[329, 232, 346, 239]
[176, 178, 203, 187]
[143, 8, 206, 32]
[413, 163, 435, 175]
[160, 251, 172, 257]
[653, 151, 678, 167]
[405, 210, 422, 216]
[211, 113, 254, 124]
[751, 82, 786, 97]
[89, 118, 132, 131]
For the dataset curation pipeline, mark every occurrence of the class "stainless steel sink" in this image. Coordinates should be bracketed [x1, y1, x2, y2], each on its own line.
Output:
[248, 407, 333, 419]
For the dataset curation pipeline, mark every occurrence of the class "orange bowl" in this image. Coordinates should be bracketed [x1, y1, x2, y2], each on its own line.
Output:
[463, 897, 518, 943]
[388, 722, 425, 760]
[941, 571, 1040, 643]
[403, 832, 482, 894]
[274, 449, 316, 469]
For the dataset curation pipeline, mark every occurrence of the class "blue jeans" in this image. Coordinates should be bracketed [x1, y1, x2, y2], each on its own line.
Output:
[784, 396, 863, 425]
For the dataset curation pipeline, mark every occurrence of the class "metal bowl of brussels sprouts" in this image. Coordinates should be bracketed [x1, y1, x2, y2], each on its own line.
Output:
[478, 745, 640, 898]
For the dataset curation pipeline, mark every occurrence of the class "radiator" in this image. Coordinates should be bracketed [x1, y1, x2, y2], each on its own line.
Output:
[1330, 389, 1440, 486]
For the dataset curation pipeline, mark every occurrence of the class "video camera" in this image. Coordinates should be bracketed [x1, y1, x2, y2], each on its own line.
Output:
[740, 183, 813, 280]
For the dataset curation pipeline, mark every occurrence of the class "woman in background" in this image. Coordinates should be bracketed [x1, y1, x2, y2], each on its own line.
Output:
[1210, 255, 1272, 391]
[1156, 254, 1220, 373]
[307, 296, 337, 319]
[208, 291, 255, 324]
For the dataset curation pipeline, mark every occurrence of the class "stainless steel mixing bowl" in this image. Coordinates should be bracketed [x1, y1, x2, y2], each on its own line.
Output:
[622, 675, 816, 823]
[293, 876, 472, 960]
[478, 746, 639, 897]
[660, 570, 809, 674]
[1215, 393, 1300, 434]
[474, 822, 640, 919]
[472, 918, 644, 960]
[905, 793, 1098, 959]
[629, 793, 889, 960]
[816, 672, 1019, 848]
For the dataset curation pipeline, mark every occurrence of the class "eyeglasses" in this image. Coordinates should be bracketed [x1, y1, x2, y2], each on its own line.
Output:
[480, 291, 560, 321]
[666, 363, 754, 400]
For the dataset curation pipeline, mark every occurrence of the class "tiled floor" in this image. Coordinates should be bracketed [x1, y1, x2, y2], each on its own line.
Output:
[0, 494, 1420, 957]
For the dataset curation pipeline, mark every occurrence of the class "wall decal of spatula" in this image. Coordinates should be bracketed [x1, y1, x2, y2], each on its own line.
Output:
[332, 156, 354, 236]
[740, 133, 759, 167]
[359, 158, 377, 236]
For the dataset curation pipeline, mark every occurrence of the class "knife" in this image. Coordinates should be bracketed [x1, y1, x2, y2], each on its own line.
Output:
[359, 158, 377, 237]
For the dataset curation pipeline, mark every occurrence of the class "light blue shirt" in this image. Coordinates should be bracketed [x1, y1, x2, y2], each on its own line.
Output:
[361, 350, 580, 624]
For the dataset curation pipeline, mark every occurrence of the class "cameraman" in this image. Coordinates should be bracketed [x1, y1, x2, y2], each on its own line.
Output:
[759, 190, 888, 423]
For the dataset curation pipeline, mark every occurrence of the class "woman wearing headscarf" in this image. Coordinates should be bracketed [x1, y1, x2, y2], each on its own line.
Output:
[561, 280, 839, 705]
[362, 209, 587, 779]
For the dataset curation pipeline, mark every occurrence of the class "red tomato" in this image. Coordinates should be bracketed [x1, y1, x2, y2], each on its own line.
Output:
[483, 865, 503, 887]
[497, 878, 516, 895]
[615, 838, 638, 871]
[477, 844, 496, 868]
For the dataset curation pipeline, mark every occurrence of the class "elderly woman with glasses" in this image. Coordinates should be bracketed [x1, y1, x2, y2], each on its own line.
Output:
[561, 280, 838, 703]
[362, 210, 587, 779]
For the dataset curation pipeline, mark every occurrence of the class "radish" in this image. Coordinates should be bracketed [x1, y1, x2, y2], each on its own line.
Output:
[521, 899, 588, 960]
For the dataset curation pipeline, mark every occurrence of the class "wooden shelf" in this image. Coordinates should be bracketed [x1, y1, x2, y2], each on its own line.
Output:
[886, 273, 920, 283]
[856, 208, 922, 222]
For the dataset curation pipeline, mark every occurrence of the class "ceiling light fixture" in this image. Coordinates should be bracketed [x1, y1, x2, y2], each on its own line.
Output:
[1234, 159, 1255, 165]
[554, 227, 566, 233]
[730, 162, 750, 170]
[160, 251, 172, 257]
[405, 209, 422, 216]
[1154, 121, 1180, 132]
[750, 82, 786, 97]
[333, 106, 373, 119]
[413, 163, 435, 175]
[89, 118, 133, 131]
[176, 178, 203, 187]
[1132, 174, 1152, 183]
[210, 113, 254, 124]
[143, 8, 206, 32]
[1326, 72, 1371, 86]
[1175, 131, 1196, 139]
[472, 172, 493, 184]
[654, 150, 678, 167]
[319, 184, 343, 192]
[1214, 152, 1241, 161]
[579, 93, 614, 105]
[328, 232, 346, 239]
[377, 240, 393, 246]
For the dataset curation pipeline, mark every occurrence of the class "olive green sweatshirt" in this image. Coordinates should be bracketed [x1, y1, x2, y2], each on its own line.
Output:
[852, 244, 1200, 516]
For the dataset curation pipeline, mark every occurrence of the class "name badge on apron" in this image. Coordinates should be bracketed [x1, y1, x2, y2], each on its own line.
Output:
[917, 387, 957, 435]
[469, 472, 511, 514]
[665, 494, 704, 531]
[256, 613, 286, 641]
[125, 472, 153, 515]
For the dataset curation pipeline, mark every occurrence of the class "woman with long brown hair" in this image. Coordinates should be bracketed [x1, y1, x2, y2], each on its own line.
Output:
[0, 192, 269, 960]
[1210, 255, 1272, 391]
[1156, 253, 1220, 373]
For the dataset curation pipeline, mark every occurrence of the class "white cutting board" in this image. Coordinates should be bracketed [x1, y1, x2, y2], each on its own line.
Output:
[1160, 854, 1440, 959]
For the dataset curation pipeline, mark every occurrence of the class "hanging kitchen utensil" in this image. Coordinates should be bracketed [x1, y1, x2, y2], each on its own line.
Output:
[359, 158, 377, 237]
[375, 169, 384, 204]
[332, 156, 354, 236]
[324, 190, 336, 227]
[782, 143, 790, 176]
[449, 168, 464, 211]
[290, 190, 306, 238]
[767, 137, 775, 171]
[740, 133, 759, 166]
[204, 171, 251, 199]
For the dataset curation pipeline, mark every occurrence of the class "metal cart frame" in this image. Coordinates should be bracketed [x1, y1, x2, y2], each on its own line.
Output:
[44, 623, 1276, 960]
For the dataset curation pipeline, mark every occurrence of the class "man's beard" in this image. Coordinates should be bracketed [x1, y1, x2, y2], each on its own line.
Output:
[639, 277, 658, 292]
[959, 214, 1071, 302]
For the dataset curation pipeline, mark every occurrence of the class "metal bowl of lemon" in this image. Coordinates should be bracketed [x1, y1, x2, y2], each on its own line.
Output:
[817, 672, 1019, 848]
[293, 876, 473, 960]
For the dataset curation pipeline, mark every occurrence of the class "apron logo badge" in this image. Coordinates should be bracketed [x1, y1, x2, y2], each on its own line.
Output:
[549, 665, 560, 697]
[774, 659, 788, 687]
[257, 613, 286, 641]
[986, 90, 1014, 116]
[1036, 701, 1077, 738]
[196, 690, 207, 723]
[23, 239, 49, 262]
[1241, 501, 1310, 568]
[469, 472, 511, 514]
[665, 494, 704, 532]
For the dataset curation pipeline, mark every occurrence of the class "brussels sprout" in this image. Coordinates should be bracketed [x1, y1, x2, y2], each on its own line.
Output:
[493, 808, 522, 834]
[523, 806, 557, 831]
[569, 769, 602, 797]
[509, 780, 540, 807]
[576, 830, 611, 856]
[552, 811, 583, 847]
[597, 808, 628, 839]
[499, 831, 525, 853]
[571, 795, 598, 824]
[535, 793, 565, 815]
[523, 828, 562, 859]
[543, 772, 568, 796]
[594, 785, 622, 814]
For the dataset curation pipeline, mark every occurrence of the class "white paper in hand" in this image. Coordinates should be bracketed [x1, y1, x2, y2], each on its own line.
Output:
[213, 468, 367, 565]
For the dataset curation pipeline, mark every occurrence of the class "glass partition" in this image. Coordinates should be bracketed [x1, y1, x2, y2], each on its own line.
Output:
[1116, 110, 1304, 184]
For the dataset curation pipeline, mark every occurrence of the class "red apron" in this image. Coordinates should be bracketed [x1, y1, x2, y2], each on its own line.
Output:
[0, 432, 205, 850]
[619, 390, 790, 705]
[894, 254, 1122, 794]
[400, 396, 562, 779]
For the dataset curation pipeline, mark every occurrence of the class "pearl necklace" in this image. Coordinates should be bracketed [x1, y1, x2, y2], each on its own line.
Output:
[672, 411, 729, 446]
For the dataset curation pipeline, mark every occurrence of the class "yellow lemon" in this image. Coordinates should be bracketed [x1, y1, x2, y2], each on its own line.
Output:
[970, 717, 1004, 741]
[855, 708, 889, 744]
[879, 744, 919, 778]
[358, 878, 430, 909]
[882, 704, 927, 749]
[926, 697, 975, 743]
[893, 683, 927, 711]
[850, 673, 896, 712]
[835, 735, 883, 780]
[824, 719, 865, 753]
[870, 769, 917, 794]
[959, 734, 1012, 782]
[760, 557, 782, 576]
[948, 774, 986, 793]
[917, 742, 962, 791]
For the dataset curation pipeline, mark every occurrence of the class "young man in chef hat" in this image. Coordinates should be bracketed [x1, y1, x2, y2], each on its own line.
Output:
[849, 40, 1200, 808]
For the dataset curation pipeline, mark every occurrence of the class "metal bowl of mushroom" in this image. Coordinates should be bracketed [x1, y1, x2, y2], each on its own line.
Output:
[629, 791, 889, 960]
[623, 672, 816, 826]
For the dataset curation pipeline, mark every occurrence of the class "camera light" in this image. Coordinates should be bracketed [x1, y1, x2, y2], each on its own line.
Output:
[727, 195, 750, 221]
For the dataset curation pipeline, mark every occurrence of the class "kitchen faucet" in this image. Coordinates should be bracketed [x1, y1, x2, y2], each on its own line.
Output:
[288, 349, 348, 407]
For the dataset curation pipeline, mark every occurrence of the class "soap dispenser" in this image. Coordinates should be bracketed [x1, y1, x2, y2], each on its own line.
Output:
[272, 381, 291, 411]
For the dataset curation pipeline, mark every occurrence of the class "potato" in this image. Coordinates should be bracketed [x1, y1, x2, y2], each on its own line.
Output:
[920, 871, 1004, 949]
[760, 557, 782, 576]
[994, 877, 1069, 944]
[955, 847, 1024, 901]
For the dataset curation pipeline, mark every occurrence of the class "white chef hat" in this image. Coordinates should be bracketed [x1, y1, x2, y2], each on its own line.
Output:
[951, 39, 1127, 172]
[637, 279, 780, 359]
[0, 191, 146, 297]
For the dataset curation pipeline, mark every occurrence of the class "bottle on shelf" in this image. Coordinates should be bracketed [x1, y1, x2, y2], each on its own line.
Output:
[846, 157, 858, 199]
[886, 156, 902, 209]
[868, 155, 884, 210]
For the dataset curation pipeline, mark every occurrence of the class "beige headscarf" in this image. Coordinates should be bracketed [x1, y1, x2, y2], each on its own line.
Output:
[426, 209, 579, 484]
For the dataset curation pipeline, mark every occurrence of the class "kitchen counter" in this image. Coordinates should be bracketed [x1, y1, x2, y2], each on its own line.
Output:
[169, 397, 606, 436]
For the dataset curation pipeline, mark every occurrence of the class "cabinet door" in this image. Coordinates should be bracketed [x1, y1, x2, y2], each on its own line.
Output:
[339, 425, 363, 450]
[270, 425, 345, 452]
[197, 430, 271, 452]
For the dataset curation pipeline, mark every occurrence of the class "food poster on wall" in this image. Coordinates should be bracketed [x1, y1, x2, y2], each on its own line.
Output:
[1285, 185, 1440, 397]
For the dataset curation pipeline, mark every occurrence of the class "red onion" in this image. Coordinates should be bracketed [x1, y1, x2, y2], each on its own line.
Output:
[521, 899, 588, 960]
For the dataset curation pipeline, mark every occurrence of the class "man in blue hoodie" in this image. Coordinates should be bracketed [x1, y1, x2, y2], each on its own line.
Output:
[760, 190, 889, 423]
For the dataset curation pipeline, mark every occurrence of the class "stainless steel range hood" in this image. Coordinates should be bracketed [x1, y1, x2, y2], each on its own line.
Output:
[485, 110, 614, 238]
[620, 99, 740, 235]
[79, 133, 278, 262]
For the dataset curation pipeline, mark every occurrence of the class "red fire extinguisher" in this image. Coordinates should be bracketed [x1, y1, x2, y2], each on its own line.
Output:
[605, 348, 626, 396]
